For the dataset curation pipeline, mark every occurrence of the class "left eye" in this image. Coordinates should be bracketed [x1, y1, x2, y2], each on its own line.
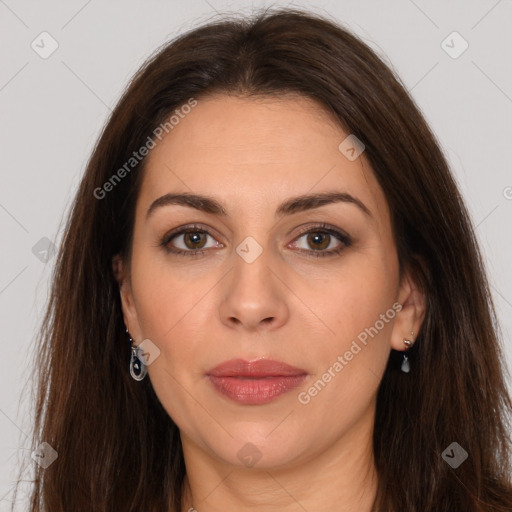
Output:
[291, 230, 345, 253]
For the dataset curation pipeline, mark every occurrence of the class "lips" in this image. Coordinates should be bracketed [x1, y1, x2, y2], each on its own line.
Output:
[206, 358, 308, 405]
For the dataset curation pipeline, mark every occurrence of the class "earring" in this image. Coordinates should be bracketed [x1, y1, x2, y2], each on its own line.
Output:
[401, 331, 414, 373]
[127, 328, 147, 381]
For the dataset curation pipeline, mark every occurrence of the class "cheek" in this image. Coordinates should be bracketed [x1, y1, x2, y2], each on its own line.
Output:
[129, 253, 218, 375]
[295, 270, 395, 431]
[306, 260, 396, 343]
[298, 259, 397, 399]
[130, 246, 194, 329]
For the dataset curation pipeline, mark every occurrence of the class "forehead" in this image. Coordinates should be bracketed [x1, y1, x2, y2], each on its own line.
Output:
[137, 94, 388, 227]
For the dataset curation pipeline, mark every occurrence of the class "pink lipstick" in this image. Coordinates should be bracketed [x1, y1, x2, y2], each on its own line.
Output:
[206, 358, 307, 405]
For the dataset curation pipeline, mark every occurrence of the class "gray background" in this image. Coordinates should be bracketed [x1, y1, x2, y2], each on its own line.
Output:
[1, 0, 511, 508]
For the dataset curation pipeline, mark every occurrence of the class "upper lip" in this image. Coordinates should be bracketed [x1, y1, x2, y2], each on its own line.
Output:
[207, 358, 307, 377]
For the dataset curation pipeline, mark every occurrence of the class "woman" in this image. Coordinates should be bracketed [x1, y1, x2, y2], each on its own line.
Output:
[15, 7, 512, 512]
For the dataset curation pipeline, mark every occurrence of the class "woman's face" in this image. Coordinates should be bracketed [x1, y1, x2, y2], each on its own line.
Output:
[117, 94, 422, 469]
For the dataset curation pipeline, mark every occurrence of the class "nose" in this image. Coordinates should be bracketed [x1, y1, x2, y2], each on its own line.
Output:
[218, 244, 290, 332]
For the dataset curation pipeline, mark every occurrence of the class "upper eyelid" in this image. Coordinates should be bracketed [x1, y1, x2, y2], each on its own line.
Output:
[164, 224, 223, 244]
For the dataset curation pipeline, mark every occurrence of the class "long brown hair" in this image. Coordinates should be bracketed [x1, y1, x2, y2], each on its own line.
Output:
[14, 7, 512, 511]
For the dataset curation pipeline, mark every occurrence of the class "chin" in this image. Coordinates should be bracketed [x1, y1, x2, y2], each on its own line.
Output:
[204, 426, 310, 470]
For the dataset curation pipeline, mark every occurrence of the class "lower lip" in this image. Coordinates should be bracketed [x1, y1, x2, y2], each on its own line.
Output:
[207, 375, 307, 405]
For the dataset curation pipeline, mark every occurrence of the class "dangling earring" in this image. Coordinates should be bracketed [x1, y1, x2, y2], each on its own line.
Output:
[127, 328, 147, 381]
[401, 331, 414, 373]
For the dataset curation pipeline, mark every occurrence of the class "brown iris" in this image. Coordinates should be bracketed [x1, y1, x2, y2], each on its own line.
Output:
[183, 230, 208, 250]
[307, 232, 330, 251]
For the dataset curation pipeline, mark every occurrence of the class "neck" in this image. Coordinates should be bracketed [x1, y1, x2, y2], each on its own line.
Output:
[179, 406, 379, 512]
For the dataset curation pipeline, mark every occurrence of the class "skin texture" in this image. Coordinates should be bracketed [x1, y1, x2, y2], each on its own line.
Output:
[115, 94, 426, 512]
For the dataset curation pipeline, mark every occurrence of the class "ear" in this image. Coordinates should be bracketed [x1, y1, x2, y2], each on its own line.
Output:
[112, 253, 143, 341]
[389, 269, 426, 352]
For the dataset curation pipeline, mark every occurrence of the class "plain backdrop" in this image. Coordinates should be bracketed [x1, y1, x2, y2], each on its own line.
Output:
[0, 0, 511, 508]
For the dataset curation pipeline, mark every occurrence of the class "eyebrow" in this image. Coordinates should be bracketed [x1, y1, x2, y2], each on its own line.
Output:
[146, 191, 372, 220]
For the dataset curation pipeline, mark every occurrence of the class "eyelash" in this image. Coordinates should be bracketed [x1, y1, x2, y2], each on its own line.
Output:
[159, 223, 352, 259]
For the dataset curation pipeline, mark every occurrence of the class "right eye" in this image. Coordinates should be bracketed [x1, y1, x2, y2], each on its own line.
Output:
[160, 225, 224, 257]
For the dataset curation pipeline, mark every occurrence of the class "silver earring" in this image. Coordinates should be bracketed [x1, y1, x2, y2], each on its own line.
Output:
[401, 331, 414, 373]
[127, 328, 147, 381]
